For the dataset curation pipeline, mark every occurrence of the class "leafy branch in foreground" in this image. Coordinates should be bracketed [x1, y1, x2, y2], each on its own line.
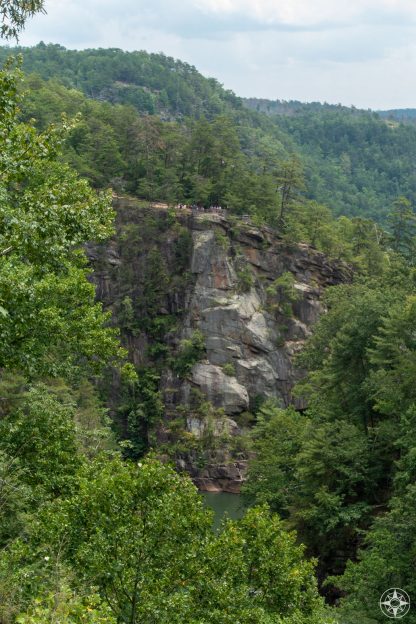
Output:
[8, 458, 331, 624]
[0, 58, 122, 378]
[0, 0, 45, 41]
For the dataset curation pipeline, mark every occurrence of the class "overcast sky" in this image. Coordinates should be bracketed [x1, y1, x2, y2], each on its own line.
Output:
[16, 0, 416, 110]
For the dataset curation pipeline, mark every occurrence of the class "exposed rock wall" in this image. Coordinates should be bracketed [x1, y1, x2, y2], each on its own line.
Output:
[89, 200, 351, 492]
[178, 212, 348, 413]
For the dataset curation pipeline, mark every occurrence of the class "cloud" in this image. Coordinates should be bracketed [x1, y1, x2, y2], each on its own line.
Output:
[196, 0, 416, 27]
[25, 0, 416, 42]
[15, 0, 416, 109]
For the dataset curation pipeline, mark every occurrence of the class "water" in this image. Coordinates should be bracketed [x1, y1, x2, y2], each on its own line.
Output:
[201, 491, 246, 530]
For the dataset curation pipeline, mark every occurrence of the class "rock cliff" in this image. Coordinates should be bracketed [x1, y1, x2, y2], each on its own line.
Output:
[181, 212, 347, 411]
[89, 199, 351, 492]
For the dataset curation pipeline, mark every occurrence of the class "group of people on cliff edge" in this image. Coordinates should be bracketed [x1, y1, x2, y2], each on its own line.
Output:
[177, 203, 224, 213]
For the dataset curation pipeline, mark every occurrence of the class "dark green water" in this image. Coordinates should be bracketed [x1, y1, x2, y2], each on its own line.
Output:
[201, 492, 246, 530]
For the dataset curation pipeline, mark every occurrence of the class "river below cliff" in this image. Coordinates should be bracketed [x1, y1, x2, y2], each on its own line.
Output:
[201, 492, 246, 529]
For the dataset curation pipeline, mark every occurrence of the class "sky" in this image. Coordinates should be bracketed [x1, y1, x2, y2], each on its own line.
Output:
[16, 0, 416, 110]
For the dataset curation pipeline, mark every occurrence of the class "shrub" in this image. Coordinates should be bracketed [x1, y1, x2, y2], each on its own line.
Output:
[222, 362, 236, 376]
[266, 271, 300, 316]
[236, 266, 254, 293]
[174, 330, 206, 377]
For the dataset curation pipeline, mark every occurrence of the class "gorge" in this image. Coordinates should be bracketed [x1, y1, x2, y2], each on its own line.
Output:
[89, 198, 351, 492]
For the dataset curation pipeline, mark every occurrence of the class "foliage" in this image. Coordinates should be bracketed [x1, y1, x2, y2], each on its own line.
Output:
[0, 383, 81, 498]
[275, 107, 416, 223]
[245, 262, 416, 590]
[173, 330, 206, 377]
[2, 43, 241, 118]
[16, 583, 116, 624]
[0, 59, 121, 379]
[276, 156, 305, 226]
[236, 265, 254, 293]
[330, 298, 416, 618]
[266, 272, 300, 316]
[0, 0, 45, 40]
[0, 53, 124, 622]
[42, 377, 116, 458]
[388, 195, 416, 259]
[7, 458, 328, 624]
[0, 379, 113, 616]
[334, 492, 416, 623]
[0, 450, 30, 547]
[222, 362, 236, 376]
[116, 367, 164, 459]
[242, 401, 305, 516]
[0, 373, 113, 520]
[2, 44, 416, 223]
[214, 228, 229, 249]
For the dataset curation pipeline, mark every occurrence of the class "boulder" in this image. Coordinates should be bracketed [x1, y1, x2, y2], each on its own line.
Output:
[192, 363, 249, 414]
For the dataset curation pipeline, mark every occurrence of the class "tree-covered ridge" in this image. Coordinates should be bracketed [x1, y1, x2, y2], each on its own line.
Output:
[3, 43, 416, 222]
[378, 108, 416, 124]
[243, 251, 416, 619]
[244, 97, 363, 116]
[244, 97, 416, 124]
[247, 97, 416, 221]
[275, 109, 416, 221]
[0, 43, 242, 118]
[13, 71, 294, 218]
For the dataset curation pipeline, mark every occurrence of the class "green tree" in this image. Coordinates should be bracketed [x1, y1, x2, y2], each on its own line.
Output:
[16, 579, 116, 624]
[242, 402, 305, 515]
[335, 486, 416, 624]
[388, 196, 416, 258]
[14, 458, 330, 624]
[173, 329, 206, 377]
[0, 450, 30, 547]
[367, 295, 416, 418]
[0, 60, 121, 378]
[117, 367, 163, 459]
[276, 156, 305, 227]
[293, 419, 375, 578]
[245, 272, 416, 584]
[0, 0, 45, 40]
[0, 383, 81, 498]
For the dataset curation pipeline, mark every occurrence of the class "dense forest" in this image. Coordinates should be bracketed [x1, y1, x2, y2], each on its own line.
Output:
[1, 3, 416, 622]
[2, 43, 416, 221]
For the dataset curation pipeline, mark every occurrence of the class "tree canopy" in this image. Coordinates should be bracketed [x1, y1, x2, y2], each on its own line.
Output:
[0, 60, 122, 378]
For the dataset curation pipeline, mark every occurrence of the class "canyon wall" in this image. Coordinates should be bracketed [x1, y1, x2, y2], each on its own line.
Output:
[89, 199, 350, 491]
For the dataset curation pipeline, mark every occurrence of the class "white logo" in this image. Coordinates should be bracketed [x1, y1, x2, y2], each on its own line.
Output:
[380, 588, 410, 619]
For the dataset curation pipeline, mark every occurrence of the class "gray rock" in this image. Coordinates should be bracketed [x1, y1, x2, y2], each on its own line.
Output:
[192, 363, 249, 414]
[191, 231, 215, 273]
[186, 415, 240, 438]
[184, 227, 339, 409]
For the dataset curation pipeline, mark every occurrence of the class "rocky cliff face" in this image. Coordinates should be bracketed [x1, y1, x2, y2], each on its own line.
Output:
[180, 212, 347, 412]
[89, 199, 350, 492]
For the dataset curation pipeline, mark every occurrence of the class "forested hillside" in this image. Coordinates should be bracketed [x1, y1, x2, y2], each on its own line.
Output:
[379, 108, 416, 124]
[244, 97, 356, 116]
[0, 43, 242, 118]
[1, 44, 416, 222]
